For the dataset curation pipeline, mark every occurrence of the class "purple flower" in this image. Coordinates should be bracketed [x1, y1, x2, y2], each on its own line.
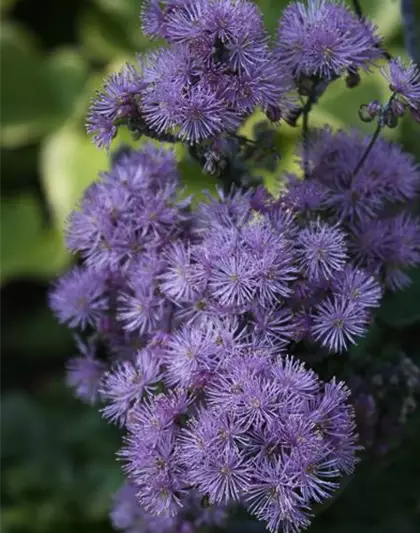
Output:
[100, 348, 162, 425]
[226, 60, 293, 114]
[164, 323, 221, 388]
[246, 457, 310, 533]
[87, 64, 146, 149]
[66, 337, 106, 404]
[276, 0, 381, 79]
[177, 86, 239, 143]
[380, 214, 420, 291]
[287, 446, 340, 503]
[127, 390, 191, 445]
[209, 252, 256, 309]
[163, 0, 268, 71]
[381, 58, 420, 110]
[332, 266, 382, 310]
[139, 473, 185, 517]
[304, 128, 420, 221]
[235, 375, 280, 429]
[117, 277, 164, 334]
[160, 242, 203, 304]
[307, 378, 358, 473]
[311, 297, 368, 353]
[271, 356, 319, 398]
[349, 214, 420, 291]
[49, 267, 108, 329]
[297, 220, 347, 281]
[254, 248, 297, 306]
[140, 0, 186, 40]
[252, 305, 296, 346]
[283, 174, 328, 213]
[188, 448, 252, 504]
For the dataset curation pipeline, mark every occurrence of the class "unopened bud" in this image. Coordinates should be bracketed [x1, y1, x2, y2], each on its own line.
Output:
[359, 100, 381, 122]
[297, 75, 316, 96]
[384, 108, 399, 128]
[266, 104, 282, 123]
[390, 99, 406, 118]
[346, 70, 361, 88]
[410, 106, 420, 123]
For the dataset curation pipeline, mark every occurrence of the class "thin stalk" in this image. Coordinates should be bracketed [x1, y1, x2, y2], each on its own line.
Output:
[352, 93, 395, 178]
[233, 133, 280, 161]
[302, 94, 314, 179]
[351, 121, 382, 178]
[352, 0, 392, 60]
[352, 0, 363, 18]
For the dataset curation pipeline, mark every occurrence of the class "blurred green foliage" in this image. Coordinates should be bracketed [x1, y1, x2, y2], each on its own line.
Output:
[1, 1, 420, 533]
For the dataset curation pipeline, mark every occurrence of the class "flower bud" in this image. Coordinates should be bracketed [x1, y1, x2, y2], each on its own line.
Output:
[266, 104, 282, 123]
[346, 70, 361, 88]
[390, 99, 406, 118]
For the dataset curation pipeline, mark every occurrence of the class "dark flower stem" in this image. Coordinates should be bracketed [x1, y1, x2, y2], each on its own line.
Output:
[401, 0, 420, 65]
[233, 134, 259, 146]
[352, 0, 392, 60]
[352, 0, 363, 18]
[351, 121, 382, 178]
[352, 93, 396, 178]
[302, 92, 315, 179]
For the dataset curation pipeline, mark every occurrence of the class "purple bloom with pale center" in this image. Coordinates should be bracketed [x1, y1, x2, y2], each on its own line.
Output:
[332, 266, 382, 310]
[100, 348, 162, 425]
[87, 64, 146, 149]
[209, 252, 257, 309]
[188, 448, 252, 504]
[178, 86, 238, 143]
[276, 0, 381, 79]
[117, 277, 164, 334]
[311, 297, 368, 353]
[164, 323, 221, 388]
[49, 266, 108, 329]
[297, 220, 347, 281]
[381, 58, 420, 110]
[66, 337, 106, 405]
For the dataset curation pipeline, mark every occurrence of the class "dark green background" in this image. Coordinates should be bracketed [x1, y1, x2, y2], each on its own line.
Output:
[1, 1, 420, 532]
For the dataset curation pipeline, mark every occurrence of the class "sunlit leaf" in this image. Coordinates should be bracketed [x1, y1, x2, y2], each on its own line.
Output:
[0, 195, 69, 283]
[40, 125, 109, 230]
[0, 25, 89, 148]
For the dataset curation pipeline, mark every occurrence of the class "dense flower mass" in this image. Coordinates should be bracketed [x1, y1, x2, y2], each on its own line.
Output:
[283, 127, 420, 290]
[111, 483, 228, 533]
[87, 0, 293, 149]
[51, 1, 420, 532]
[276, 0, 382, 81]
[50, 144, 369, 532]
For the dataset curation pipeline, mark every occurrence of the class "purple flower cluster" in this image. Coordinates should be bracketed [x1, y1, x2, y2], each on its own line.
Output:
[50, 145, 365, 532]
[276, 0, 382, 82]
[87, 0, 293, 149]
[111, 482, 228, 533]
[121, 355, 356, 533]
[50, 2, 420, 532]
[283, 127, 420, 291]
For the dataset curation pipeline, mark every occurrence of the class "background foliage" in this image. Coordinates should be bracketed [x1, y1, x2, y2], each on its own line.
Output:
[1, 1, 420, 532]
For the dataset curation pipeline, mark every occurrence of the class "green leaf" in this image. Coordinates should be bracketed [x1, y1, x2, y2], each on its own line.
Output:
[1, 0, 19, 13]
[79, 5, 152, 63]
[0, 24, 89, 148]
[40, 125, 109, 230]
[317, 70, 402, 139]
[93, 0, 143, 19]
[377, 268, 420, 327]
[44, 48, 89, 117]
[0, 195, 69, 283]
